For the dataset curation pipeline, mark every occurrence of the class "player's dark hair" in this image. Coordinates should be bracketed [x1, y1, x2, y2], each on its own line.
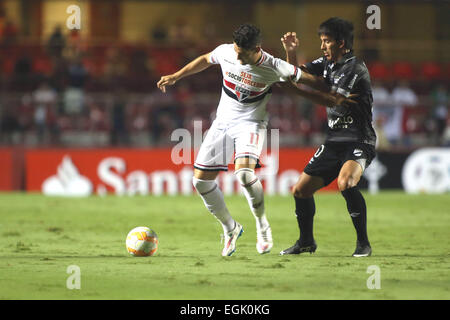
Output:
[318, 17, 354, 50]
[232, 23, 262, 50]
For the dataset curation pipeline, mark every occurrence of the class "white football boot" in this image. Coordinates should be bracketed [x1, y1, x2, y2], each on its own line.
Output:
[222, 222, 244, 257]
[256, 225, 273, 254]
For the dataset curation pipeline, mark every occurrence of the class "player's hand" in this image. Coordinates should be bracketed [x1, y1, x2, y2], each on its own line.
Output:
[157, 75, 178, 93]
[338, 94, 359, 108]
[281, 32, 299, 52]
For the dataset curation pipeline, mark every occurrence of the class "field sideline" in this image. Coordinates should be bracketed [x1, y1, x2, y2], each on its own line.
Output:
[0, 191, 449, 300]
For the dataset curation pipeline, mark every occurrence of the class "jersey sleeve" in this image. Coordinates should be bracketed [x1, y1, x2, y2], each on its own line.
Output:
[208, 44, 227, 65]
[273, 58, 302, 83]
[303, 57, 325, 77]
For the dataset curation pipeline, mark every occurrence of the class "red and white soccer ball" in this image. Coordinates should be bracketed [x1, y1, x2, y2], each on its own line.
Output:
[126, 226, 158, 256]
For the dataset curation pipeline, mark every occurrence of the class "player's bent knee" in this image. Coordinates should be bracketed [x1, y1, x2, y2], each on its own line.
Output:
[337, 176, 357, 191]
[337, 178, 349, 191]
[193, 168, 219, 181]
[292, 185, 313, 198]
[234, 167, 258, 188]
[192, 177, 217, 195]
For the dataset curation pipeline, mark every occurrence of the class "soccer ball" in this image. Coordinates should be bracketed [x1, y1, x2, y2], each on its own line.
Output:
[126, 226, 158, 256]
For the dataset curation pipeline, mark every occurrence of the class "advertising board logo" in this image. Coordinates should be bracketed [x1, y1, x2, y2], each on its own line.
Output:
[37, 152, 317, 197]
[42, 156, 93, 196]
[402, 148, 450, 194]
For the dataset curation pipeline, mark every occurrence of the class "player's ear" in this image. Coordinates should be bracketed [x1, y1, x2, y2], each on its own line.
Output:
[338, 39, 345, 49]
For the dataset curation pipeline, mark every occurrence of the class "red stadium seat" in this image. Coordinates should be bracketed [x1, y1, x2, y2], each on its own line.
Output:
[32, 56, 52, 75]
[2, 58, 15, 74]
[148, 47, 184, 76]
[446, 63, 450, 80]
[392, 61, 415, 80]
[367, 62, 391, 80]
[420, 62, 442, 80]
[82, 57, 104, 77]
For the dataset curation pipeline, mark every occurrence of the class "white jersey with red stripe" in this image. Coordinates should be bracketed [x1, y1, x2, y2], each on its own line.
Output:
[209, 43, 301, 123]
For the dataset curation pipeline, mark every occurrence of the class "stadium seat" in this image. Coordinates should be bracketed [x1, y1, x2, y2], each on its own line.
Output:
[420, 62, 442, 80]
[367, 62, 391, 80]
[1, 57, 15, 74]
[82, 56, 104, 77]
[32, 56, 52, 76]
[148, 47, 184, 76]
[392, 61, 415, 80]
[446, 63, 450, 80]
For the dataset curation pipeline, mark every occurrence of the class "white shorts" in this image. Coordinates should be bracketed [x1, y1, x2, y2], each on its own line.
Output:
[194, 120, 267, 171]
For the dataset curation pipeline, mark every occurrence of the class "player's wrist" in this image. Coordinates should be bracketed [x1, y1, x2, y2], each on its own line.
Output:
[285, 46, 298, 52]
[171, 73, 181, 82]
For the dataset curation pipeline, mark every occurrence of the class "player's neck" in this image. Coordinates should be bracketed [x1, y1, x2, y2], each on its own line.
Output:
[251, 51, 263, 65]
[333, 49, 351, 63]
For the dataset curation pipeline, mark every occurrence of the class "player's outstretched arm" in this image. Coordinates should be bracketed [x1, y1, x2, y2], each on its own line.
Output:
[157, 53, 213, 93]
[297, 71, 330, 93]
[282, 81, 357, 108]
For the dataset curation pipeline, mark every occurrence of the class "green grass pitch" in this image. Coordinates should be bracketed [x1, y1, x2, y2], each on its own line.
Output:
[0, 191, 449, 300]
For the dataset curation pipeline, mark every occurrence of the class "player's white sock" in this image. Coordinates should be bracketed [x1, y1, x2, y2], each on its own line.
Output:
[192, 177, 235, 233]
[235, 168, 269, 230]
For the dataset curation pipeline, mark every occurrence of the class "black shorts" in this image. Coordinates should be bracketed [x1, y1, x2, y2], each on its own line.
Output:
[303, 142, 376, 187]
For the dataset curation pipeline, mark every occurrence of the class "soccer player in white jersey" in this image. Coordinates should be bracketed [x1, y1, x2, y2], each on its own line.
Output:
[157, 24, 350, 256]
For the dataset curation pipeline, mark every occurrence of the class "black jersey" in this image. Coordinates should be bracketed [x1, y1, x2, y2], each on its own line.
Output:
[304, 52, 377, 146]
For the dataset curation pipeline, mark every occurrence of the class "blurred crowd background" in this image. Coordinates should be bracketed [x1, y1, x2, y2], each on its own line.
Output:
[0, 0, 449, 150]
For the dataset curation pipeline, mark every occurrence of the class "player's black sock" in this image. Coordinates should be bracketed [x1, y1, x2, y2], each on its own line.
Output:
[294, 196, 315, 244]
[341, 187, 370, 246]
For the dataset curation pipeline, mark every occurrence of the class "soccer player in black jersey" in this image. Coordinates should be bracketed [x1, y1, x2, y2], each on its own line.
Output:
[279, 17, 376, 257]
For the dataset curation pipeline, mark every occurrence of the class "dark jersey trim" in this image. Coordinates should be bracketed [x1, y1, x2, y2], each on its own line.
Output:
[222, 86, 272, 104]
